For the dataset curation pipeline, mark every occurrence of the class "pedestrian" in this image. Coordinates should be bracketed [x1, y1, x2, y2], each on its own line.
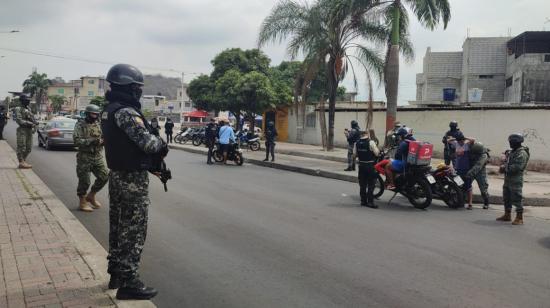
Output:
[447, 132, 475, 209]
[442, 121, 461, 166]
[218, 120, 235, 164]
[205, 118, 218, 165]
[14, 94, 37, 169]
[73, 104, 109, 212]
[101, 64, 167, 300]
[497, 134, 530, 225]
[344, 120, 361, 171]
[354, 130, 380, 208]
[0, 105, 7, 140]
[466, 142, 490, 209]
[164, 117, 174, 143]
[263, 121, 278, 162]
[149, 117, 160, 136]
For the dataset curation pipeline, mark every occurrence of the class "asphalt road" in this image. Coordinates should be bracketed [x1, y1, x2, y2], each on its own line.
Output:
[4, 122, 550, 308]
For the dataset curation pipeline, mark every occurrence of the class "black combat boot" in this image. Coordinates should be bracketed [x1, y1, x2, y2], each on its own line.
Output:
[482, 196, 489, 209]
[116, 278, 158, 300]
[108, 275, 121, 289]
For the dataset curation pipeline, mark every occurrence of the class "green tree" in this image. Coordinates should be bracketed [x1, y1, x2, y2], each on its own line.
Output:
[48, 95, 66, 113]
[383, 0, 450, 132]
[259, 0, 386, 150]
[211, 48, 271, 79]
[187, 75, 216, 112]
[90, 96, 107, 109]
[236, 71, 277, 130]
[22, 71, 50, 114]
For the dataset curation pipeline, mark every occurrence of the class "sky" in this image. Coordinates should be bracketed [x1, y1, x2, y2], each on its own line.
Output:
[1, 0, 549, 105]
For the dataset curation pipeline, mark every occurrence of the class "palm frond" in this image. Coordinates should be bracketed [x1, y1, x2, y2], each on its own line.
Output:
[257, 0, 309, 48]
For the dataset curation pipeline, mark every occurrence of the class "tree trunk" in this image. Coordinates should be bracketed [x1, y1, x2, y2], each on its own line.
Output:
[385, 4, 401, 134]
[326, 57, 338, 151]
[319, 96, 327, 150]
[366, 72, 374, 130]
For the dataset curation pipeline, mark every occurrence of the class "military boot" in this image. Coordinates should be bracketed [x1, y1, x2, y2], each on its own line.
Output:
[116, 279, 158, 300]
[496, 210, 512, 222]
[79, 196, 93, 212]
[18, 161, 32, 169]
[512, 212, 524, 225]
[86, 192, 101, 209]
[108, 275, 121, 289]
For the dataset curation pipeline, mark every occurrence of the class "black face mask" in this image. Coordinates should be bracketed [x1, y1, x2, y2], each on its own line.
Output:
[86, 114, 98, 123]
[130, 84, 143, 101]
[510, 141, 522, 150]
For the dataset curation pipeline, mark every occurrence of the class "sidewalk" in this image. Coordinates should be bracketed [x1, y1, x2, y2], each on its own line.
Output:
[170, 141, 550, 207]
[0, 141, 155, 308]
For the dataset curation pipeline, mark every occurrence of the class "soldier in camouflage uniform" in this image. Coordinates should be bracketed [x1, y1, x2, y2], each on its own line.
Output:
[74, 104, 109, 212]
[14, 94, 37, 169]
[497, 134, 530, 225]
[466, 142, 490, 209]
[101, 64, 167, 300]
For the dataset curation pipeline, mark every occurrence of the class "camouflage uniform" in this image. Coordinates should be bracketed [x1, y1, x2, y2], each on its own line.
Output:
[14, 106, 36, 162]
[503, 147, 530, 213]
[73, 119, 109, 196]
[106, 107, 164, 282]
[467, 152, 490, 205]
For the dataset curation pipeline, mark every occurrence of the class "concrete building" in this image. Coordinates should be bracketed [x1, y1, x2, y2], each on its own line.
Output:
[415, 31, 550, 105]
[47, 78, 80, 112]
[77, 76, 107, 110]
[141, 95, 167, 113]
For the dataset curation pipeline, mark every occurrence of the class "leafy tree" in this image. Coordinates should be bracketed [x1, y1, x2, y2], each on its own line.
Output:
[187, 75, 216, 112]
[23, 71, 50, 114]
[211, 48, 271, 79]
[259, 0, 386, 150]
[236, 71, 277, 130]
[383, 0, 450, 132]
[90, 96, 107, 109]
[48, 95, 66, 113]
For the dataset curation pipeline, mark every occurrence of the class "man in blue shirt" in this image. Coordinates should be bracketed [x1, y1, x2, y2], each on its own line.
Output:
[218, 120, 235, 164]
[384, 128, 415, 189]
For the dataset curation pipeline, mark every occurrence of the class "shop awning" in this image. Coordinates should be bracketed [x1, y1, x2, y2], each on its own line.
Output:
[183, 110, 209, 118]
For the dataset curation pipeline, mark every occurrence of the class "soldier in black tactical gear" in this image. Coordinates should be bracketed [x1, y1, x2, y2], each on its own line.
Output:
[442, 121, 461, 166]
[205, 118, 218, 164]
[353, 131, 380, 208]
[263, 121, 278, 162]
[344, 120, 361, 171]
[102, 64, 168, 300]
[0, 105, 6, 140]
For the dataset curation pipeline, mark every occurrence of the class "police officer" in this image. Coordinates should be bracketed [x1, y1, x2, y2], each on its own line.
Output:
[101, 64, 167, 300]
[344, 120, 361, 171]
[205, 118, 218, 165]
[442, 121, 461, 166]
[354, 131, 380, 208]
[74, 104, 109, 212]
[466, 142, 490, 209]
[497, 134, 530, 225]
[0, 105, 7, 140]
[263, 121, 278, 162]
[14, 94, 37, 169]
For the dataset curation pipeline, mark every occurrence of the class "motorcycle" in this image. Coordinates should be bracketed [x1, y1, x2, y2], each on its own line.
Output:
[174, 127, 191, 144]
[190, 127, 206, 146]
[237, 131, 261, 151]
[430, 164, 465, 209]
[212, 142, 244, 166]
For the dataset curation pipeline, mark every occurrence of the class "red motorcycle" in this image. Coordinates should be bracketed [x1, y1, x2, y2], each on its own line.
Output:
[429, 163, 465, 209]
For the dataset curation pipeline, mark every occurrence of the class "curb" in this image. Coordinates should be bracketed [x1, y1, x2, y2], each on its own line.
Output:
[169, 144, 549, 207]
[4, 142, 156, 308]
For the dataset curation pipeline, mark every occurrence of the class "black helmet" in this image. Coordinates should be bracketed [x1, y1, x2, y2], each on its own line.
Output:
[351, 120, 358, 128]
[19, 94, 31, 103]
[508, 133, 524, 144]
[395, 128, 408, 137]
[106, 64, 144, 86]
[268, 121, 274, 127]
[449, 121, 458, 128]
[455, 131, 465, 141]
[85, 104, 101, 115]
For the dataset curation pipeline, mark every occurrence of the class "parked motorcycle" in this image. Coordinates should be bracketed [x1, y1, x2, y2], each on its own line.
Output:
[430, 163, 465, 209]
[212, 142, 244, 166]
[191, 127, 206, 146]
[237, 130, 261, 151]
[174, 127, 191, 144]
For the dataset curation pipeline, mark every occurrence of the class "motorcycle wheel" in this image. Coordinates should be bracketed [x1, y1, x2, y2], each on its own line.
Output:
[181, 136, 190, 145]
[373, 174, 385, 199]
[174, 135, 182, 144]
[407, 178, 433, 210]
[235, 153, 244, 166]
[192, 136, 202, 146]
[249, 141, 260, 151]
[213, 150, 223, 162]
[443, 181, 465, 209]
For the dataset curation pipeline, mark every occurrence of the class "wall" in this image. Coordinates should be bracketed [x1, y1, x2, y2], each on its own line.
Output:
[288, 106, 550, 164]
[506, 53, 550, 102]
[417, 51, 462, 102]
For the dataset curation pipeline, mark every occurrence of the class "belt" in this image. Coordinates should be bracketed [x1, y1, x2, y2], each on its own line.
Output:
[358, 160, 375, 164]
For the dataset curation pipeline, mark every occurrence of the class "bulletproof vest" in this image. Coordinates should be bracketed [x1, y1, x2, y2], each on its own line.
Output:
[205, 123, 217, 140]
[356, 138, 376, 162]
[101, 102, 152, 171]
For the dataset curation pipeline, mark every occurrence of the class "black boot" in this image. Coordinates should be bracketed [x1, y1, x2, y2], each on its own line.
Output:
[116, 279, 158, 300]
[263, 158, 269, 162]
[108, 275, 121, 289]
[483, 197, 489, 209]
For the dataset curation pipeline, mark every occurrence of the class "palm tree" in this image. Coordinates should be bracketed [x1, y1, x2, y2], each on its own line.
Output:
[22, 71, 50, 114]
[48, 95, 67, 114]
[383, 0, 450, 132]
[259, 0, 386, 150]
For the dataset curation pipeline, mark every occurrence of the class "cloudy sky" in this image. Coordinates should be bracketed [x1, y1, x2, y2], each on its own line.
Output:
[1, 0, 549, 104]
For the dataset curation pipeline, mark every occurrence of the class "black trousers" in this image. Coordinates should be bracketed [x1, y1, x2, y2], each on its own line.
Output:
[0, 122, 5, 139]
[166, 132, 173, 143]
[358, 164, 376, 204]
[265, 141, 275, 160]
[206, 140, 215, 163]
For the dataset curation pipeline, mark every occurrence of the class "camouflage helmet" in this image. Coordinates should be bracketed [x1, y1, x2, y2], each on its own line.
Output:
[85, 104, 101, 115]
[470, 142, 485, 155]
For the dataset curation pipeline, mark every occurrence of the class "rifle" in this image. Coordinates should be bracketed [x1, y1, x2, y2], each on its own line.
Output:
[159, 160, 172, 192]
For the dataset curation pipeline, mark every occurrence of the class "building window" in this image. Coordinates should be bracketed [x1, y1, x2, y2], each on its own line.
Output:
[545, 55, 550, 62]
[505, 77, 513, 88]
[305, 113, 316, 128]
[479, 75, 494, 79]
[88, 91, 94, 96]
[185, 102, 191, 107]
[57, 88, 64, 94]
[155, 100, 160, 106]
[88, 79, 95, 84]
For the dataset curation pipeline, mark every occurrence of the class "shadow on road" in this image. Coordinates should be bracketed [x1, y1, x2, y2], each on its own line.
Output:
[537, 237, 550, 250]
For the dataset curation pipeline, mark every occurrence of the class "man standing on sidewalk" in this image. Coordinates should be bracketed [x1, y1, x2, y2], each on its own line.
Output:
[102, 64, 167, 300]
[0, 105, 7, 140]
[344, 120, 360, 171]
[497, 134, 530, 225]
[354, 131, 380, 208]
[205, 118, 218, 165]
[14, 94, 37, 169]
[264, 121, 278, 162]
[74, 104, 109, 212]
[466, 142, 490, 209]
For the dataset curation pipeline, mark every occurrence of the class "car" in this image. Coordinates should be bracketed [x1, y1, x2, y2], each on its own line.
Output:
[37, 117, 77, 150]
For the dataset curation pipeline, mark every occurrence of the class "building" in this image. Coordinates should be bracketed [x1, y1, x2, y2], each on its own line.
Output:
[414, 31, 550, 105]
[47, 78, 80, 112]
[76, 76, 107, 110]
